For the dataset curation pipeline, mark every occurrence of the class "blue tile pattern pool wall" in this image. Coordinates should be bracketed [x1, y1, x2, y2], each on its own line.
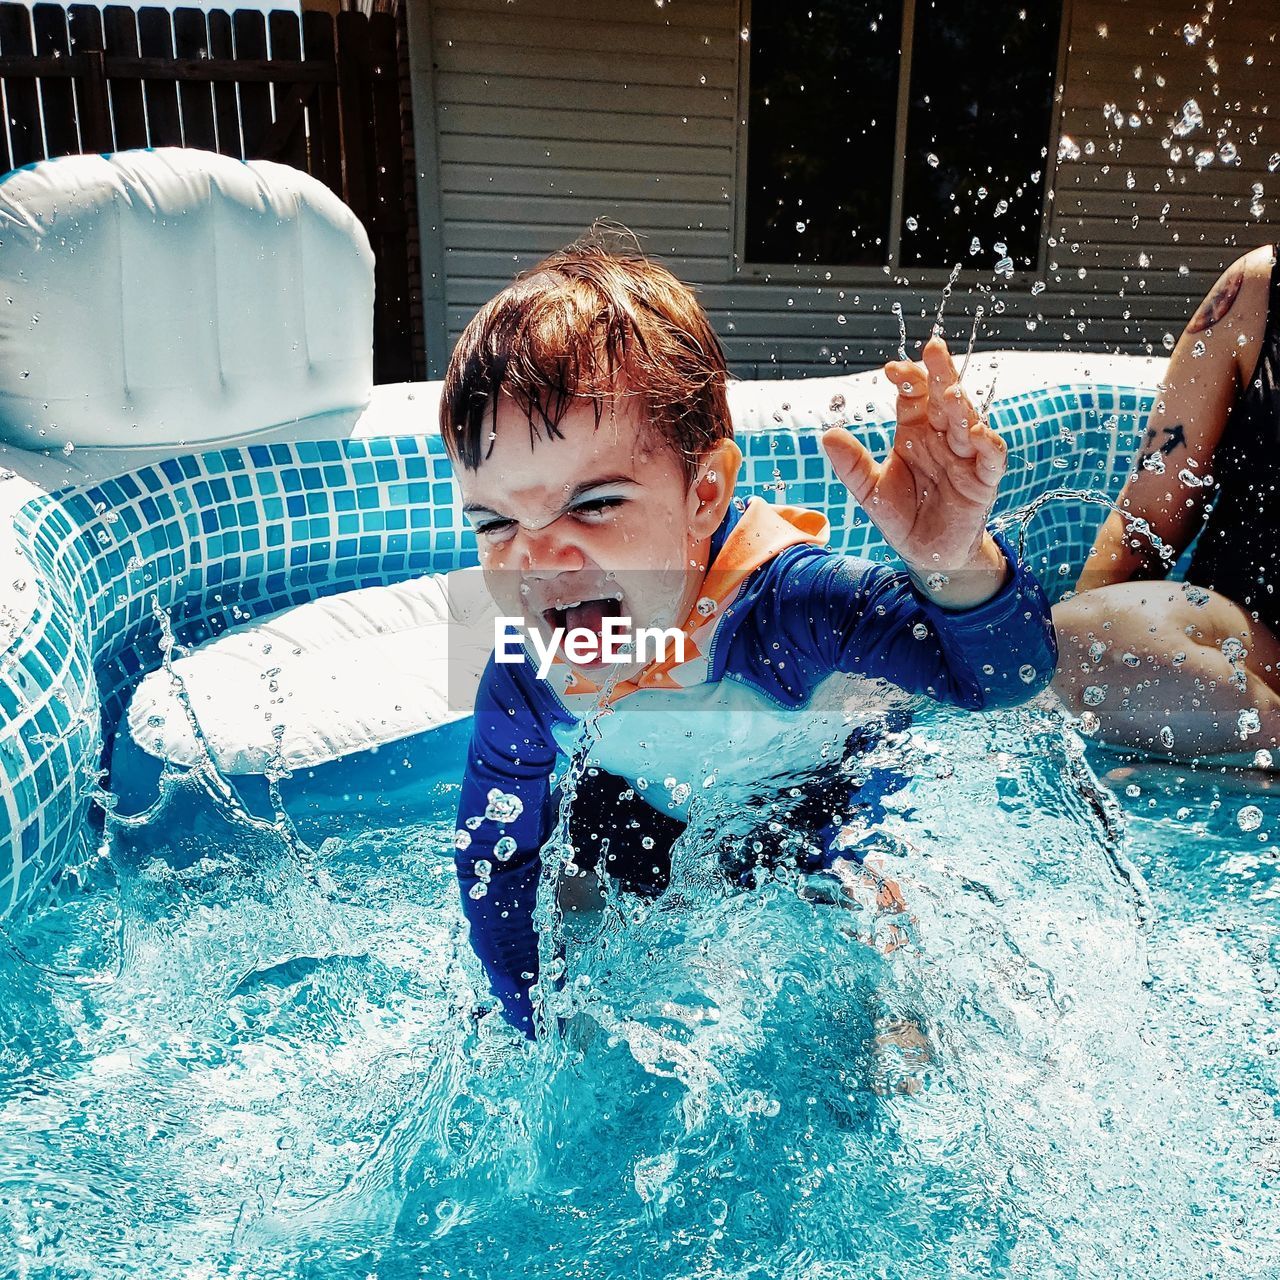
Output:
[0, 383, 1157, 922]
[1, 486, 103, 918]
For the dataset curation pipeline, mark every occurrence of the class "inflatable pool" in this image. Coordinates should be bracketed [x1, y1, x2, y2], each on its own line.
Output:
[0, 147, 1165, 921]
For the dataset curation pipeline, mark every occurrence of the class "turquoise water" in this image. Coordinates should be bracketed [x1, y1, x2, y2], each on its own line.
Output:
[1, 689, 1277, 1278]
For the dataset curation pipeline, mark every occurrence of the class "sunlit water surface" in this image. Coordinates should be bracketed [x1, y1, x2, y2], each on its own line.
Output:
[1, 688, 1277, 1279]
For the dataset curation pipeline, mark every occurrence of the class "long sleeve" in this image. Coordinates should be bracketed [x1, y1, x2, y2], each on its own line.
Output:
[713, 529, 1057, 711]
[454, 656, 561, 1037]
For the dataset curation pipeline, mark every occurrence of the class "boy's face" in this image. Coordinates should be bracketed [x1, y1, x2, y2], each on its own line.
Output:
[457, 394, 738, 679]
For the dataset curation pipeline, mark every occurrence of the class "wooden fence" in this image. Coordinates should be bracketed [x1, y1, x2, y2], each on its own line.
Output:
[0, 2, 422, 383]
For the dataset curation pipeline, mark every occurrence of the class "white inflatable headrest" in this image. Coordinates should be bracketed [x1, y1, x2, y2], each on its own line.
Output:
[0, 147, 374, 450]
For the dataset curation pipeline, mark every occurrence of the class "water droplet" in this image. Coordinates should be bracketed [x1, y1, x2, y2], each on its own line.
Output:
[1019, 663, 1038, 684]
[1159, 725, 1175, 749]
[1083, 685, 1108, 706]
[1057, 135, 1082, 163]
[926, 153, 939, 168]
[912, 622, 930, 640]
[454, 829, 472, 851]
[1172, 99, 1203, 138]
[484, 788, 524, 823]
[1237, 708, 1261, 738]
[1221, 637, 1247, 664]
[1237, 804, 1263, 832]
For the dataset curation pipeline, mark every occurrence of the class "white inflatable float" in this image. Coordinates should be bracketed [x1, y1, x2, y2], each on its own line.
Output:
[0, 148, 1164, 912]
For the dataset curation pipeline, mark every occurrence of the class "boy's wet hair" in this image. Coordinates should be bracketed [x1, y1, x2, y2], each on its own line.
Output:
[440, 225, 732, 480]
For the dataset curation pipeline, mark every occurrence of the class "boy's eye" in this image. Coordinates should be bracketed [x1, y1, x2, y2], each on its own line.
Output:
[571, 496, 626, 522]
[474, 517, 517, 542]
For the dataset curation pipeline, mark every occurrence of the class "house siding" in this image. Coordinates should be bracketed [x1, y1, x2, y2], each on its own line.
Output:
[416, 0, 1279, 377]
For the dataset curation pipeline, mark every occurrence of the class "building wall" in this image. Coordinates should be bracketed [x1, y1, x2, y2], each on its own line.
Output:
[410, 0, 1279, 377]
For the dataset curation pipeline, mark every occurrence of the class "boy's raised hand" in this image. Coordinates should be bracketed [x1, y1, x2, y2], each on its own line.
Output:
[821, 335, 1010, 607]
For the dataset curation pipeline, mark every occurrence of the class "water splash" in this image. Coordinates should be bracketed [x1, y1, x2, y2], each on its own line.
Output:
[933, 262, 964, 336]
[890, 301, 907, 361]
[995, 487, 1175, 570]
[958, 304, 986, 382]
[100, 597, 328, 894]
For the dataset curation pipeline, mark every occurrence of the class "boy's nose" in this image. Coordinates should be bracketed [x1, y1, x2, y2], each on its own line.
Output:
[516, 523, 587, 576]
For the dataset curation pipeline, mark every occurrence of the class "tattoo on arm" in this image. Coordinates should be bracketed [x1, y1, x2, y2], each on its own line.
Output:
[1187, 266, 1244, 333]
[1140, 423, 1187, 459]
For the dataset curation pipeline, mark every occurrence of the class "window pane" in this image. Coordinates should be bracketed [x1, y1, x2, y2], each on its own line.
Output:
[899, 1, 1062, 270]
[745, 3, 903, 266]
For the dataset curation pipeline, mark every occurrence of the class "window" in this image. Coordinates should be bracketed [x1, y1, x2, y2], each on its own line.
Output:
[741, 0, 1064, 274]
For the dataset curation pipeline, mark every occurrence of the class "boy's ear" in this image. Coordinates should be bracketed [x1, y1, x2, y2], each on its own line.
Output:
[688, 438, 742, 538]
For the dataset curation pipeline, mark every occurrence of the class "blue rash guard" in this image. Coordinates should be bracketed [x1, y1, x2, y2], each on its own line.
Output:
[453, 497, 1058, 1036]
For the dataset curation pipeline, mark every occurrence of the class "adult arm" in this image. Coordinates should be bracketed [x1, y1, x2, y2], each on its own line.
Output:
[1075, 245, 1273, 591]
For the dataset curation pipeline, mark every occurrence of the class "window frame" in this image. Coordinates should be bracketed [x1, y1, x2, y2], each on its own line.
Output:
[731, 0, 1074, 288]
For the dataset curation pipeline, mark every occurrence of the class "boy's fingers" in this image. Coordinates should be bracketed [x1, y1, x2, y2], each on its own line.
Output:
[949, 463, 998, 505]
[974, 428, 1008, 482]
[884, 359, 929, 394]
[924, 337, 979, 432]
[822, 427, 879, 503]
[942, 386, 979, 455]
[921, 333, 962, 383]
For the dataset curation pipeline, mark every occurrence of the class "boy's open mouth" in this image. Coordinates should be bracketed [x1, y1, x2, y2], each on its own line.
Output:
[540, 594, 626, 639]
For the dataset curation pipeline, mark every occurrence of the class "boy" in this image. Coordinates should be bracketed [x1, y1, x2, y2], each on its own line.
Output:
[442, 237, 1057, 1038]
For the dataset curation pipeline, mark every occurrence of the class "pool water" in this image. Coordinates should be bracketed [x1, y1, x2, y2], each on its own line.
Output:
[1, 686, 1277, 1279]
